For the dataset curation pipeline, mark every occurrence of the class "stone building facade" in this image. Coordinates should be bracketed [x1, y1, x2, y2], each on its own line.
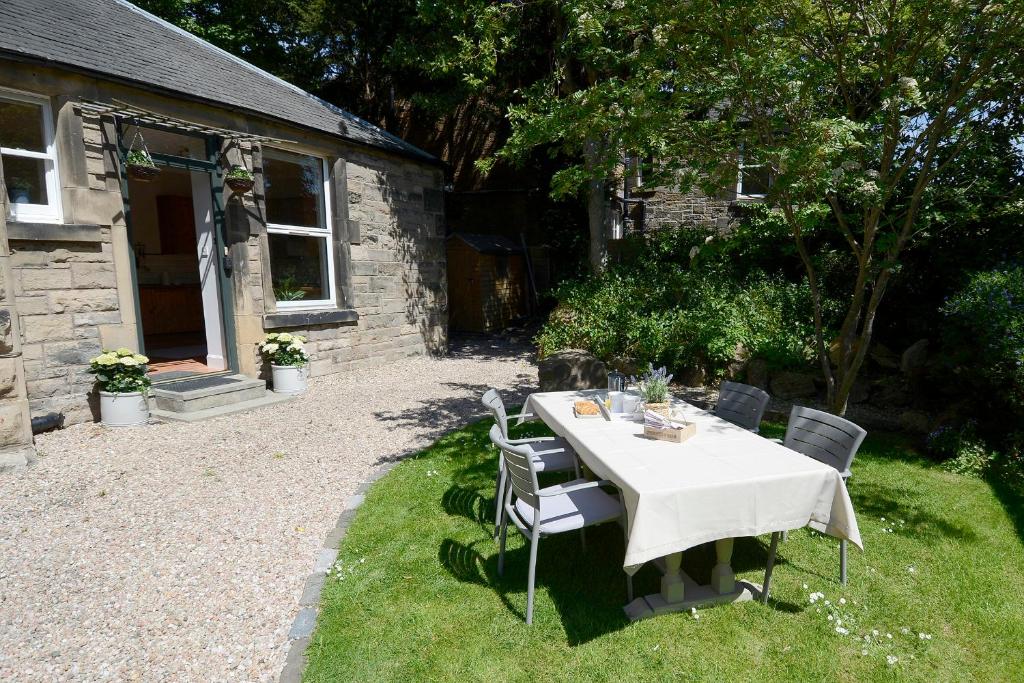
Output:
[0, 0, 447, 465]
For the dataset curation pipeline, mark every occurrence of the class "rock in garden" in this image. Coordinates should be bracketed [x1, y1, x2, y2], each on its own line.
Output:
[899, 410, 931, 434]
[538, 349, 607, 391]
[746, 358, 768, 389]
[770, 371, 817, 399]
[724, 343, 749, 381]
[873, 376, 911, 407]
[848, 378, 871, 404]
[678, 365, 708, 387]
[869, 343, 900, 370]
[900, 339, 929, 377]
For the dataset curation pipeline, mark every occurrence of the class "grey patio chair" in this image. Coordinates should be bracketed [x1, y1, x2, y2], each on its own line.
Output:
[714, 380, 771, 432]
[762, 406, 867, 601]
[490, 424, 628, 625]
[482, 389, 580, 539]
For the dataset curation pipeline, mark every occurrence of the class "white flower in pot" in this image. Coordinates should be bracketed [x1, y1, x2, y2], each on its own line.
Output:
[259, 332, 309, 394]
[89, 348, 151, 426]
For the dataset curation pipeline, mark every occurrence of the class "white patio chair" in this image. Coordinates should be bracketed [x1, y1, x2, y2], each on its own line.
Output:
[715, 380, 770, 432]
[490, 424, 628, 625]
[762, 406, 867, 601]
[482, 389, 579, 539]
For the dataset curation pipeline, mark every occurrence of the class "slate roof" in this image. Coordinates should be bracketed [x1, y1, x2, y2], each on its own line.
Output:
[449, 233, 524, 255]
[0, 0, 437, 164]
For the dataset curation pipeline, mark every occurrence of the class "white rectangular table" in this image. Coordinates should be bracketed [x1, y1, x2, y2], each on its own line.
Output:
[520, 390, 863, 619]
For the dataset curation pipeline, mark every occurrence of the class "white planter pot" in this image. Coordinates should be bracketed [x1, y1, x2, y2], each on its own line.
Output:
[271, 364, 308, 394]
[99, 390, 149, 427]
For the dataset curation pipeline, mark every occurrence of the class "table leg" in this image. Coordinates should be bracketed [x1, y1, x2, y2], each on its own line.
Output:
[710, 538, 736, 595]
[660, 552, 686, 602]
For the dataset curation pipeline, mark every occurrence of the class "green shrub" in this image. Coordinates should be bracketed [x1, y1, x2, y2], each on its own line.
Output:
[536, 228, 819, 378]
[926, 422, 996, 477]
[942, 266, 1024, 412]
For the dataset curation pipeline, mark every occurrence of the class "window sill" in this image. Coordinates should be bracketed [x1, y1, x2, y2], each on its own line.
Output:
[6, 221, 103, 242]
[263, 308, 359, 330]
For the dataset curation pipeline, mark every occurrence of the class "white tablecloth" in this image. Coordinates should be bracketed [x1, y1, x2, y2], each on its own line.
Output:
[520, 390, 863, 569]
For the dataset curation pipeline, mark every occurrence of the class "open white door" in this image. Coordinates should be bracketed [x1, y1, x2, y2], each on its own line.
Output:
[190, 171, 227, 371]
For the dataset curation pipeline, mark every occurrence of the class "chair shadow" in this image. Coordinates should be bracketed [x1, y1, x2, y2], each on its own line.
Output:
[441, 485, 492, 526]
[849, 480, 978, 542]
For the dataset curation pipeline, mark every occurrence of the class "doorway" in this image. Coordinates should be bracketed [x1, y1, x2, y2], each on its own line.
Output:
[128, 165, 227, 379]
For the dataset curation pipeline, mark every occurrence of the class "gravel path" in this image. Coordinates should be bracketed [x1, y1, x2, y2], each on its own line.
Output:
[0, 338, 536, 682]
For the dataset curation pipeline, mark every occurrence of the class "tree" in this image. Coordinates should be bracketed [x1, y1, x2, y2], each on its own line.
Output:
[455, 0, 1024, 414]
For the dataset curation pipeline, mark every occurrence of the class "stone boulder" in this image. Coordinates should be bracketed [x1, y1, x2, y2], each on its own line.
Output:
[770, 371, 817, 400]
[869, 343, 901, 370]
[900, 339, 930, 377]
[898, 410, 931, 434]
[873, 376, 911, 407]
[538, 349, 608, 392]
[746, 358, 769, 389]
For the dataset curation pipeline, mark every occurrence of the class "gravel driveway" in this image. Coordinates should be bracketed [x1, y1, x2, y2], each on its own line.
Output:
[0, 338, 536, 682]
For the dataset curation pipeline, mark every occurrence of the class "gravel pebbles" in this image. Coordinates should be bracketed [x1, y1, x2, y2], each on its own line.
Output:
[0, 338, 536, 682]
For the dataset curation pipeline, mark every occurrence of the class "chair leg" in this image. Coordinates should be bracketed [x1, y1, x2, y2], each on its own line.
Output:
[580, 527, 587, 553]
[626, 573, 634, 602]
[497, 514, 509, 577]
[493, 467, 507, 540]
[781, 530, 788, 542]
[526, 528, 540, 625]
[761, 532, 780, 604]
[840, 539, 848, 585]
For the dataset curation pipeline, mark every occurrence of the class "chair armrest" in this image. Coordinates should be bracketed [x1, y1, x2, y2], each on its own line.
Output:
[510, 411, 535, 421]
[767, 437, 784, 444]
[528, 447, 570, 457]
[507, 436, 560, 445]
[538, 480, 615, 496]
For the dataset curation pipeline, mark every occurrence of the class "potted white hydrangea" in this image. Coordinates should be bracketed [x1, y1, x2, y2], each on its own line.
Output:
[259, 332, 309, 394]
[88, 348, 151, 426]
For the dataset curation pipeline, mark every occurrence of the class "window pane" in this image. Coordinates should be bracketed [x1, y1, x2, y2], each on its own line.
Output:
[741, 164, 772, 196]
[264, 153, 324, 228]
[268, 233, 329, 302]
[0, 99, 45, 152]
[2, 154, 48, 205]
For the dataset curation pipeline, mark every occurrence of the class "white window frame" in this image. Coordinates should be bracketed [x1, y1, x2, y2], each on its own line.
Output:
[736, 147, 770, 200]
[0, 88, 63, 223]
[263, 149, 336, 310]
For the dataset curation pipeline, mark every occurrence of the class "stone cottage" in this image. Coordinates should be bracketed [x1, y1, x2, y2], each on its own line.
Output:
[0, 0, 447, 466]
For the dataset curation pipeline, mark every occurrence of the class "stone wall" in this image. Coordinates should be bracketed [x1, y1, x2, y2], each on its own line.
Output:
[0, 61, 447, 432]
[0, 164, 36, 468]
[238, 148, 448, 378]
[641, 187, 739, 232]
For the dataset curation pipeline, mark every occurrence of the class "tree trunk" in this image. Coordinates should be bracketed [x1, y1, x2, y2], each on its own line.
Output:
[584, 139, 608, 274]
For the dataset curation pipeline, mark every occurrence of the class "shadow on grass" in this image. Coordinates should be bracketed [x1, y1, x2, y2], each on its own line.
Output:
[849, 480, 978, 542]
[988, 471, 1024, 548]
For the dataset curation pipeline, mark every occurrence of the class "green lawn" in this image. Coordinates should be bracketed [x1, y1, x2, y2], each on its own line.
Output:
[303, 418, 1024, 682]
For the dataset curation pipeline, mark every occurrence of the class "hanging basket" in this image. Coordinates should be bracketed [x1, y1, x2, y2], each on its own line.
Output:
[127, 163, 161, 182]
[225, 176, 255, 194]
[124, 122, 160, 182]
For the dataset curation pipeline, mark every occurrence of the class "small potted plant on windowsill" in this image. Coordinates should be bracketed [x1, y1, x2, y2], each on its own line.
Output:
[225, 165, 255, 194]
[630, 363, 674, 417]
[6, 177, 32, 204]
[259, 332, 309, 394]
[125, 149, 160, 181]
[89, 348, 151, 426]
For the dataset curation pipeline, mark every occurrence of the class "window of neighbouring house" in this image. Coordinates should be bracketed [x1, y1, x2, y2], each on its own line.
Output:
[737, 148, 772, 199]
[263, 148, 335, 308]
[0, 89, 62, 223]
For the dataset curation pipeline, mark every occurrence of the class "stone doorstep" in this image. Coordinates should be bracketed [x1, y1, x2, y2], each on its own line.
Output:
[151, 375, 267, 412]
[0, 446, 37, 473]
[150, 391, 293, 423]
